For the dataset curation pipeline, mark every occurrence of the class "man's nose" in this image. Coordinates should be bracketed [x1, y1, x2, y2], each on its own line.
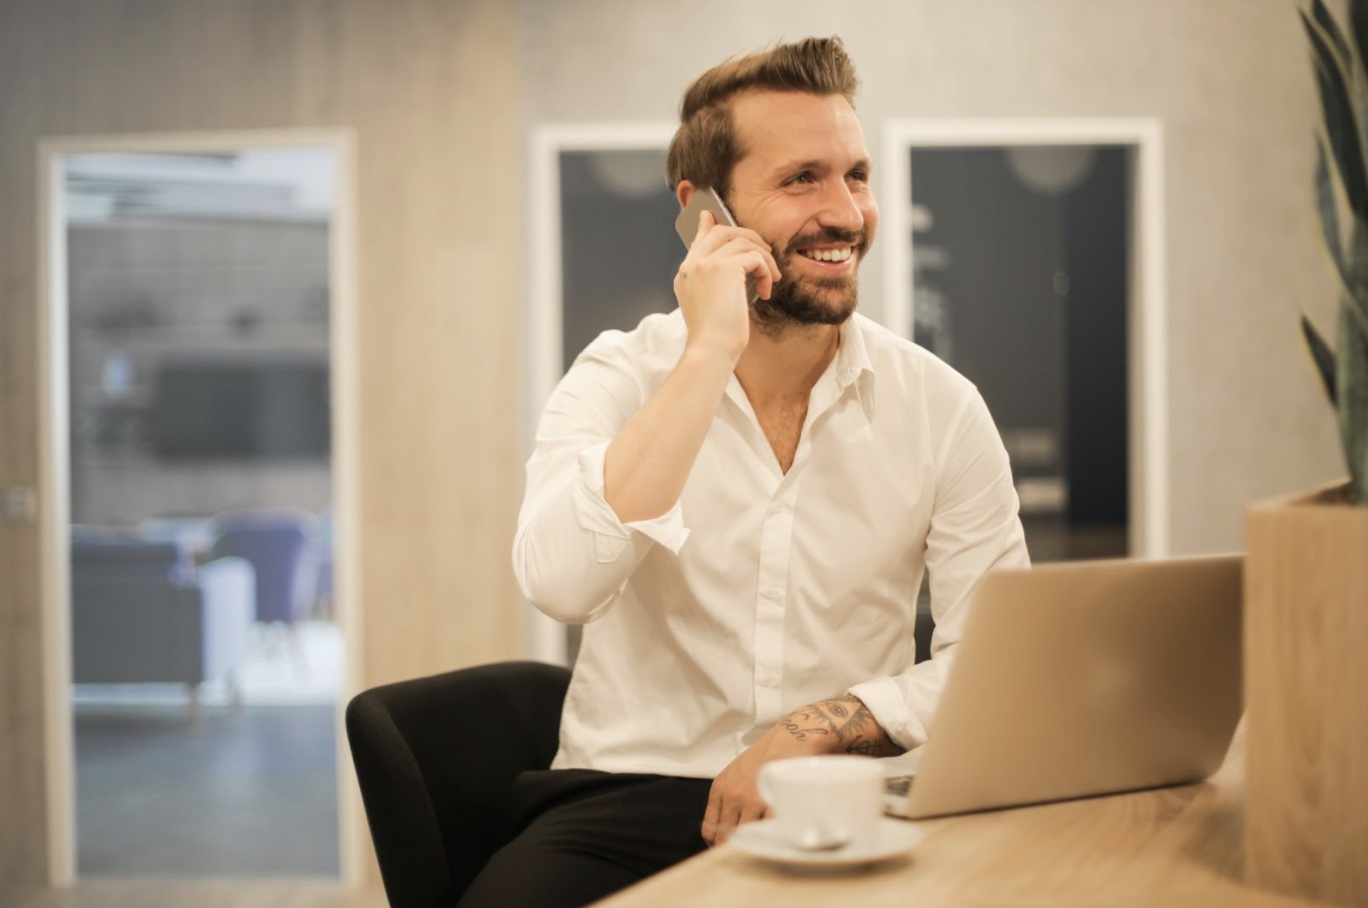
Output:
[816, 181, 864, 232]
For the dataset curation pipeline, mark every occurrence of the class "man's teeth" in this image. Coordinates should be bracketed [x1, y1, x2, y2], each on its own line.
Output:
[800, 247, 853, 263]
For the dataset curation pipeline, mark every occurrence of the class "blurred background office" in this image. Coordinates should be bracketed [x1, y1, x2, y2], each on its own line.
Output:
[0, 0, 1342, 899]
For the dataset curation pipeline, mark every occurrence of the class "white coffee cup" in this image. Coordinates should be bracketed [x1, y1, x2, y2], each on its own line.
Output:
[758, 755, 885, 851]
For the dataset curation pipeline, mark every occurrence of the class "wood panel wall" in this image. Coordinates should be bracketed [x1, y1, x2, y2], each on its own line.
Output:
[0, 0, 525, 887]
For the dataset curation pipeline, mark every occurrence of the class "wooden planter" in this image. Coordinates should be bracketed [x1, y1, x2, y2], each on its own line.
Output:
[1245, 481, 1368, 906]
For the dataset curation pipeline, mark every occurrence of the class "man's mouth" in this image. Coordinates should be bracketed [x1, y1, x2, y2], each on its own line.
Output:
[797, 246, 855, 264]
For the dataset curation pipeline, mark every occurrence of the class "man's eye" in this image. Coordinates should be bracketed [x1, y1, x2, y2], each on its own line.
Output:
[847, 170, 869, 183]
[789, 172, 815, 185]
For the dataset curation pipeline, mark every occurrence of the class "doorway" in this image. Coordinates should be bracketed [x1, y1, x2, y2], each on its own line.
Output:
[38, 131, 363, 885]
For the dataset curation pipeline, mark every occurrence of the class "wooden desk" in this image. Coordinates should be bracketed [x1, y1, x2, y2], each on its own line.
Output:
[596, 725, 1317, 907]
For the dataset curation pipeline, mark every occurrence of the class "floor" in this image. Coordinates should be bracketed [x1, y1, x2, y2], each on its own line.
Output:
[75, 703, 340, 877]
[73, 622, 344, 879]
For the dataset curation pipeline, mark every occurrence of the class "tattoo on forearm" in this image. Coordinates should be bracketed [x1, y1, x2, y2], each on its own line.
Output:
[779, 695, 903, 757]
[780, 715, 831, 741]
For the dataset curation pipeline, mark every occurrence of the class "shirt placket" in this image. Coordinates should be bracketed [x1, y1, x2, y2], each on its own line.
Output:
[752, 488, 795, 724]
[750, 365, 859, 727]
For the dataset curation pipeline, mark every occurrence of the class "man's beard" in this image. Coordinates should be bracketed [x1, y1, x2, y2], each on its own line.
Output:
[751, 226, 870, 333]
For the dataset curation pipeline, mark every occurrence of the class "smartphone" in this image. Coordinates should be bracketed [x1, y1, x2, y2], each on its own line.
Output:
[674, 187, 759, 304]
[675, 186, 739, 244]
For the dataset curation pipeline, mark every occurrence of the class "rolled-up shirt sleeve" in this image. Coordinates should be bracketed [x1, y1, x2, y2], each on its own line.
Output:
[513, 340, 690, 625]
[847, 388, 1031, 751]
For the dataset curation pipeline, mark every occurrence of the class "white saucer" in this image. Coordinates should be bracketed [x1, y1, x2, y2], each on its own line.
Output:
[729, 818, 923, 869]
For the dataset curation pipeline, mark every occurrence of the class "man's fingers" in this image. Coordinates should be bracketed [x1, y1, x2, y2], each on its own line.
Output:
[715, 232, 781, 283]
[690, 209, 716, 246]
[715, 797, 743, 845]
[742, 252, 775, 300]
[701, 784, 722, 846]
[704, 776, 757, 847]
[679, 217, 782, 303]
[685, 222, 775, 272]
[737, 799, 767, 828]
[709, 796, 769, 845]
[696, 240, 779, 300]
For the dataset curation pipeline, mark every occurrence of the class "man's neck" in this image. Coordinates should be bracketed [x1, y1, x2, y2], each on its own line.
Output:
[734, 320, 842, 408]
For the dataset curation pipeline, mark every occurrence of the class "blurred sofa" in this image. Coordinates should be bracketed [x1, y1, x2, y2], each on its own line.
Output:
[70, 527, 255, 716]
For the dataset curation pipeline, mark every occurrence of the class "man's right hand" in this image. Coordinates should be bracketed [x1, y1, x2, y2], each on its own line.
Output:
[673, 209, 780, 363]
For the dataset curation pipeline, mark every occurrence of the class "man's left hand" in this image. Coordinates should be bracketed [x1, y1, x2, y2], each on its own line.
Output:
[701, 694, 902, 846]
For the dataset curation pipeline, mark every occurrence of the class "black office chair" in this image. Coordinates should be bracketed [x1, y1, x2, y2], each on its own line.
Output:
[346, 660, 572, 908]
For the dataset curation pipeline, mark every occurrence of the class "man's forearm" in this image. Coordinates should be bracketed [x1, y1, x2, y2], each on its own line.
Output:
[777, 695, 904, 757]
[603, 346, 734, 523]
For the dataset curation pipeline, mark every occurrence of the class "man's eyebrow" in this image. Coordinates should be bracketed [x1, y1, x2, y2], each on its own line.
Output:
[774, 158, 826, 175]
[770, 157, 873, 177]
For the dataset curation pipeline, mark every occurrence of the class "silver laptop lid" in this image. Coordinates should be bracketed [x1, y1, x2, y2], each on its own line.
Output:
[903, 554, 1243, 820]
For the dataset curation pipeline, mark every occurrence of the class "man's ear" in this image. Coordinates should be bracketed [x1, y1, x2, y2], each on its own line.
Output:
[676, 180, 697, 210]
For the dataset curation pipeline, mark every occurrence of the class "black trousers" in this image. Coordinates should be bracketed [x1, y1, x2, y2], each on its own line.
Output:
[456, 769, 713, 908]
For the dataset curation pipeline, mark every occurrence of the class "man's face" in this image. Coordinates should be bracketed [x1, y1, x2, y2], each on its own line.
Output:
[724, 90, 879, 329]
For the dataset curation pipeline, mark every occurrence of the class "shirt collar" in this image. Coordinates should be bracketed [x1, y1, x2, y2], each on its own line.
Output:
[835, 315, 877, 420]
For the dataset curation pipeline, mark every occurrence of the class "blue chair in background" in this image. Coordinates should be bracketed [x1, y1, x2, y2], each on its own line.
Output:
[209, 509, 319, 629]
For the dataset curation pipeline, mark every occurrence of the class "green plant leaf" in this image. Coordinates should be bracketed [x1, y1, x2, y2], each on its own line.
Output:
[1335, 296, 1368, 503]
[1302, 313, 1339, 406]
[1314, 0, 1354, 65]
[1320, 0, 1368, 227]
[1313, 143, 1368, 346]
[1343, 225, 1368, 360]
[1316, 138, 1351, 287]
[1350, 0, 1368, 71]
[1303, 11, 1368, 221]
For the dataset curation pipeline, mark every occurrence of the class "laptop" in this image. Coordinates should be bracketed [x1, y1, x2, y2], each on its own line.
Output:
[882, 554, 1243, 820]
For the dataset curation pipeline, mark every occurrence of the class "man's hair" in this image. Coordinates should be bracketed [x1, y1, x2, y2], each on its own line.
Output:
[665, 36, 859, 201]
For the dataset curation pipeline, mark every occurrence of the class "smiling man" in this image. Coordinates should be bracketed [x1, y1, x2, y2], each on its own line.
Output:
[487, 37, 1029, 908]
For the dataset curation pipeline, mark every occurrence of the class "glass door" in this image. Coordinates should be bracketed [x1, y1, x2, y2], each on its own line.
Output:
[64, 147, 343, 877]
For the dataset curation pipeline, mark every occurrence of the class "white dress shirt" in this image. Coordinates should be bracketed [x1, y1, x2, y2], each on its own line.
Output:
[513, 309, 1029, 778]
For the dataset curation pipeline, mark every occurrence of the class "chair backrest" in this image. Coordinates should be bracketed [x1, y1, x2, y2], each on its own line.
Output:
[210, 510, 316, 624]
[346, 661, 570, 908]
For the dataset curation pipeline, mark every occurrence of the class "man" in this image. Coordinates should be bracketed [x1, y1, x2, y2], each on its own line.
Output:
[479, 36, 1028, 908]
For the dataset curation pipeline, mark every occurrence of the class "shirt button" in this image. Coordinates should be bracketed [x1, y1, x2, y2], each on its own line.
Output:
[761, 588, 782, 600]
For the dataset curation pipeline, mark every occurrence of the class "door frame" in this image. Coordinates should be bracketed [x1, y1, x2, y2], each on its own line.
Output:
[525, 122, 677, 664]
[880, 118, 1169, 557]
[36, 128, 366, 886]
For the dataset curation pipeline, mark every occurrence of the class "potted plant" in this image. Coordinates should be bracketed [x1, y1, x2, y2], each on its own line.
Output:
[1244, 2, 1368, 904]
